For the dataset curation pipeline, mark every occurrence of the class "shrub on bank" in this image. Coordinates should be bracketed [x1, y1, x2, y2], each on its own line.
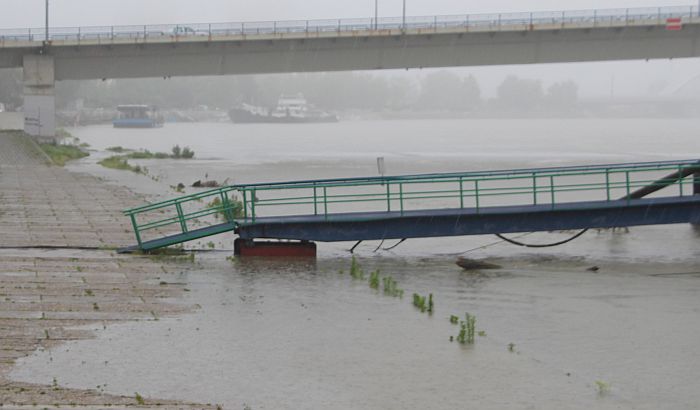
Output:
[98, 156, 143, 174]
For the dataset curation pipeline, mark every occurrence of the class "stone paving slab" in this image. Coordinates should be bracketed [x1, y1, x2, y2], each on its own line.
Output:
[0, 132, 217, 409]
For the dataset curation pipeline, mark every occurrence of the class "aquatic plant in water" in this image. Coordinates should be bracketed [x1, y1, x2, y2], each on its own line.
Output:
[349, 256, 364, 280]
[595, 380, 611, 396]
[456, 313, 476, 344]
[382, 276, 403, 298]
[412, 293, 427, 312]
[135, 393, 145, 405]
[206, 196, 244, 221]
[369, 270, 380, 289]
[450, 315, 459, 324]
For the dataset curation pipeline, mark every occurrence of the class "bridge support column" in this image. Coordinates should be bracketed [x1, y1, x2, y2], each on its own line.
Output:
[693, 171, 700, 226]
[23, 54, 55, 139]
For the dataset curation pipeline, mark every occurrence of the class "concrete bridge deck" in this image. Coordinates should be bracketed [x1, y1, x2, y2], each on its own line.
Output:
[4, 5, 700, 137]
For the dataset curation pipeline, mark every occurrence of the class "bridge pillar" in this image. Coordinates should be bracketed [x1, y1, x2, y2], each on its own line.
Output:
[23, 54, 55, 139]
[693, 171, 700, 226]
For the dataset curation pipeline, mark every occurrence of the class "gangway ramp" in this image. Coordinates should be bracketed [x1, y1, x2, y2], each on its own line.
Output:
[119, 159, 700, 253]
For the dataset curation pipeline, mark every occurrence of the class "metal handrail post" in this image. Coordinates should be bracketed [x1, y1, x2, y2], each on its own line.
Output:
[220, 192, 234, 222]
[399, 183, 404, 215]
[242, 190, 248, 220]
[459, 177, 464, 208]
[605, 169, 611, 201]
[549, 175, 555, 209]
[130, 214, 142, 247]
[251, 189, 257, 223]
[532, 173, 538, 205]
[386, 183, 391, 212]
[313, 184, 318, 215]
[625, 171, 631, 203]
[679, 165, 684, 196]
[323, 187, 328, 220]
[474, 180, 480, 213]
[175, 202, 188, 233]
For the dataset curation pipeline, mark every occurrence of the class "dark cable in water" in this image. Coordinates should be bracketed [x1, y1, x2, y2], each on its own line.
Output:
[382, 238, 406, 251]
[495, 229, 589, 248]
[373, 239, 386, 252]
[349, 240, 363, 253]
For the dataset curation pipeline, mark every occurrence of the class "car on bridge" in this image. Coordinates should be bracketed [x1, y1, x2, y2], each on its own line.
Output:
[171, 26, 208, 36]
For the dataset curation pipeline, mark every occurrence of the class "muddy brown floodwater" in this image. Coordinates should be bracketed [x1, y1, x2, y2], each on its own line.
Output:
[4, 119, 700, 409]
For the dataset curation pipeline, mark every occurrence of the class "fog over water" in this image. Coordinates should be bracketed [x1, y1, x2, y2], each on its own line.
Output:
[3, 1, 700, 408]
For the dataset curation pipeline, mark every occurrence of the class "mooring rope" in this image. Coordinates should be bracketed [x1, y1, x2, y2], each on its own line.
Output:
[382, 238, 407, 251]
[495, 229, 589, 248]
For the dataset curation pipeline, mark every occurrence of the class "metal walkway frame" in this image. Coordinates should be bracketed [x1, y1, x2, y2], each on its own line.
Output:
[120, 159, 700, 252]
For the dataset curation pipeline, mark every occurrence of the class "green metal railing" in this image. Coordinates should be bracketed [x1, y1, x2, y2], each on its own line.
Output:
[123, 159, 700, 248]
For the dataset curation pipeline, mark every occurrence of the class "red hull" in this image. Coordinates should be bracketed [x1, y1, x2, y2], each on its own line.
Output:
[234, 238, 317, 257]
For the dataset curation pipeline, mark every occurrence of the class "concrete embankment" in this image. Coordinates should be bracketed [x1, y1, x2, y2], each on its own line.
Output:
[0, 131, 215, 409]
[0, 112, 23, 131]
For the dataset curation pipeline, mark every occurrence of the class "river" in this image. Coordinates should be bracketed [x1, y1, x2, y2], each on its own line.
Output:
[10, 118, 700, 409]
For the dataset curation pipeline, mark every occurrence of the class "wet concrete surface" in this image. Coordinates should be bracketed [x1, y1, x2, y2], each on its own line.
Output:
[0, 131, 216, 409]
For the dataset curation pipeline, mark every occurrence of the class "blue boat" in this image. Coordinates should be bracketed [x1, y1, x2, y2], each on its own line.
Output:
[113, 105, 164, 128]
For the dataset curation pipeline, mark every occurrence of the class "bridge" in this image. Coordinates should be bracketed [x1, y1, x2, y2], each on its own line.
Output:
[119, 159, 700, 256]
[2, 5, 700, 137]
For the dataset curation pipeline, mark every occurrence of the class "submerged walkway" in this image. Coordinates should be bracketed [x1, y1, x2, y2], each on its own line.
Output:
[0, 132, 214, 409]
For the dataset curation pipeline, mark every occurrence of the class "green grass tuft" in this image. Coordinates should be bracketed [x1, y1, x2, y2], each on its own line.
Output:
[98, 156, 144, 173]
[39, 143, 88, 166]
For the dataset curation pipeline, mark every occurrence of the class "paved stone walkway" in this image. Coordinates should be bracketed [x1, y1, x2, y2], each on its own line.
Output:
[0, 132, 216, 409]
[0, 131, 139, 249]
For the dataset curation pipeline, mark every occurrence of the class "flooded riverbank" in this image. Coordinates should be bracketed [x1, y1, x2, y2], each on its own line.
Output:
[10, 254, 700, 409]
[8, 119, 700, 409]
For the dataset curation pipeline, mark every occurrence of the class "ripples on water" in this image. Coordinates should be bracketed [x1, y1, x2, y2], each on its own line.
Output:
[20, 119, 698, 409]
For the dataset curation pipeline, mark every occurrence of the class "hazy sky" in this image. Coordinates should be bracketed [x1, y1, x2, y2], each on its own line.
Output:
[2, 0, 700, 98]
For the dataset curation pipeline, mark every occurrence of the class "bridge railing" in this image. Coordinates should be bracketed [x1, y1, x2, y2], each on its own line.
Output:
[236, 160, 700, 223]
[123, 185, 242, 247]
[123, 160, 699, 247]
[1, 5, 698, 43]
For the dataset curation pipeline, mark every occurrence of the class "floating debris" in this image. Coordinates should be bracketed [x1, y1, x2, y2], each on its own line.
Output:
[456, 257, 502, 270]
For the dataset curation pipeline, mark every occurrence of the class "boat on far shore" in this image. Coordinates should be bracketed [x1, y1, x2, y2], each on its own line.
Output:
[229, 94, 339, 124]
[113, 105, 164, 128]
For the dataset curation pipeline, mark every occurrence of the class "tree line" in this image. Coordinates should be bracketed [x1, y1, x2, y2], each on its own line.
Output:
[0, 69, 578, 114]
